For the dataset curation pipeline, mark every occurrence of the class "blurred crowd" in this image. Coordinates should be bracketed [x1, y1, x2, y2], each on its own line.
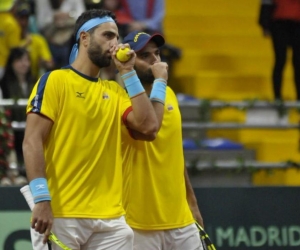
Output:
[0, 0, 182, 185]
[259, 0, 300, 102]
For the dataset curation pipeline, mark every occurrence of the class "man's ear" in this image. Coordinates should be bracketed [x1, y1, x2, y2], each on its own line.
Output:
[80, 31, 90, 47]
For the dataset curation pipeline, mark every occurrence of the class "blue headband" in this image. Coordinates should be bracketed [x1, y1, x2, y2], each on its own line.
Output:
[69, 16, 115, 64]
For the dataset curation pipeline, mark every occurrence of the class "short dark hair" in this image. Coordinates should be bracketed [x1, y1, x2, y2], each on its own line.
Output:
[73, 9, 116, 42]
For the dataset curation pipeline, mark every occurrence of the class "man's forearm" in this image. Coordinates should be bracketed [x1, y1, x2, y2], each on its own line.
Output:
[184, 167, 204, 227]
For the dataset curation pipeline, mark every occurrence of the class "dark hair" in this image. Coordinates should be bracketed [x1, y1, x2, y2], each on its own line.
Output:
[73, 9, 116, 42]
[0, 47, 32, 98]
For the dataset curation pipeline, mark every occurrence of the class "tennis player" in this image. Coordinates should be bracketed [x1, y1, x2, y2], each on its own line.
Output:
[121, 31, 205, 250]
[22, 9, 165, 250]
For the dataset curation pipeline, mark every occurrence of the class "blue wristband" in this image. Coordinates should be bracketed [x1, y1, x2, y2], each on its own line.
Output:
[121, 70, 145, 98]
[29, 178, 51, 204]
[150, 79, 167, 104]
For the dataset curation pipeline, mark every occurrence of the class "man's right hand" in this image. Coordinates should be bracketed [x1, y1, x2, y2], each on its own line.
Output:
[111, 44, 136, 75]
[31, 201, 53, 244]
[151, 62, 168, 82]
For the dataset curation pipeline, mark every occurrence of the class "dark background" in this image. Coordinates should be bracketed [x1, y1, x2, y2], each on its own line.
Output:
[1, 186, 300, 249]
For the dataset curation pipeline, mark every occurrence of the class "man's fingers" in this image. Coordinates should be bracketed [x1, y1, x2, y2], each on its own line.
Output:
[31, 218, 37, 229]
[39, 221, 48, 234]
[43, 228, 51, 244]
[33, 220, 45, 234]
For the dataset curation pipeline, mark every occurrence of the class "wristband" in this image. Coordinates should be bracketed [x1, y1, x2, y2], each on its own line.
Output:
[150, 78, 167, 104]
[29, 178, 51, 204]
[121, 70, 145, 98]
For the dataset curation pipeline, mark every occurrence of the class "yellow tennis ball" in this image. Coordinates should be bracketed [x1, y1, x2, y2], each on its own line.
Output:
[116, 47, 131, 62]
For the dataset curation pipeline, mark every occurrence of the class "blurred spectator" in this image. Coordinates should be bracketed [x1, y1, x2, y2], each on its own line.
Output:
[35, 0, 86, 68]
[0, 107, 26, 186]
[0, 107, 24, 186]
[118, 0, 164, 35]
[0, 108, 14, 183]
[259, 0, 300, 101]
[35, 0, 86, 32]
[95, 0, 164, 38]
[84, 0, 102, 9]
[0, 0, 21, 79]
[0, 47, 34, 166]
[23, 0, 38, 33]
[15, 0, 55, 81]
[88, 0, 133, 38]
[117, 0, 181, 79]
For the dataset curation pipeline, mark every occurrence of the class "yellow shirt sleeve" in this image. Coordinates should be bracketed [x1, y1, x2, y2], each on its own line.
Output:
[27, 71, 60, 122]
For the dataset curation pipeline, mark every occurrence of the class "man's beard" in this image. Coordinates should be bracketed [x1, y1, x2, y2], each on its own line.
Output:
[87, 39, 111, 68]
[135, 67, 154, 85]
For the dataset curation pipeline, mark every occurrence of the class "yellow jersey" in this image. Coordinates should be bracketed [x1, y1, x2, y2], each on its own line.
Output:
[122, 86, 194, 230]
[27, 66, 131, 218]
[0, 13, 21, 67]
[21, 33, 53, 81]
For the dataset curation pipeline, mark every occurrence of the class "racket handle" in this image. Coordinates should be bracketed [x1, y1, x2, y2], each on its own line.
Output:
[20, 185, 34, 210]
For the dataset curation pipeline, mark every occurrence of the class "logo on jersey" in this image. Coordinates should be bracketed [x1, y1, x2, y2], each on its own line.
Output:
[76, 92, 85, 99]
[167, 104, 174, 111]
[102, 93, 110, 99]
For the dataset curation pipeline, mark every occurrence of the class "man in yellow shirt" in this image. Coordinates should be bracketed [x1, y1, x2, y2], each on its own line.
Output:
[0, 0, 21, 79]
[15, 1, 54, 81]
[121, 31, 205, 249]
[23, 9, 163, 249]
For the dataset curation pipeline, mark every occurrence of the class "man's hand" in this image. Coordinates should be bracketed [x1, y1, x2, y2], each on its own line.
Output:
[111, 44, 136, 75]
[151, 62, 168, 81]
[190, 204, 204, 228]
[31, 201, 53, 244]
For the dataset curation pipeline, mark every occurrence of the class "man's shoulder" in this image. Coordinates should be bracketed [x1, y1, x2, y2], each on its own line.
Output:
[39, 68, 69, 82]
